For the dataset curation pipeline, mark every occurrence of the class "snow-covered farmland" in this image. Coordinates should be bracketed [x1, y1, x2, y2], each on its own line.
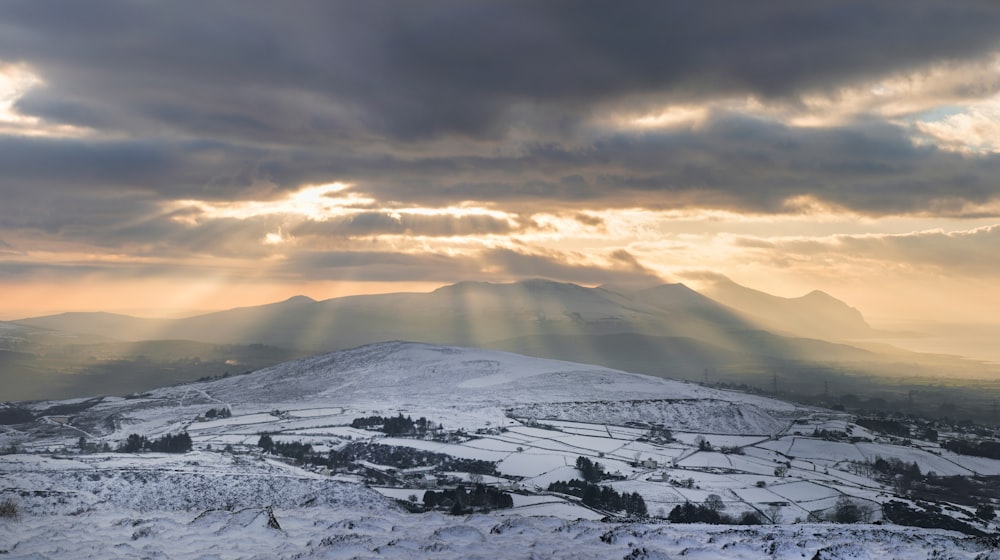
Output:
[3, 342, 999, 558]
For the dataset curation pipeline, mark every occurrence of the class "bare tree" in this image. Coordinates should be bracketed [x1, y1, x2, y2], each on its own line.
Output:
[704, 494, 725, 513]
[766, 504, 783, 524]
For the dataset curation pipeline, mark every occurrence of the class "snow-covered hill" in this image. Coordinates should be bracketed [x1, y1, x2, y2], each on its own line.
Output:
[3, 342, 999, 558]
[11, 279, 980, 404]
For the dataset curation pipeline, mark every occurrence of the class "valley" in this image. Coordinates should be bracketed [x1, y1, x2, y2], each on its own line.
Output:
[5, 279, 1000, 425]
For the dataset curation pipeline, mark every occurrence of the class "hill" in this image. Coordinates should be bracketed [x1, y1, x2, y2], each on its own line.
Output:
[1, 342, 997, 558]
[9, 279, 994, 404]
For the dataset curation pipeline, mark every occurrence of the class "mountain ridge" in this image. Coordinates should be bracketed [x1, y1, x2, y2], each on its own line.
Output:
[12, 278, 868, 345]
[6, 277, 973, 402]
[701, 276, 874, 341]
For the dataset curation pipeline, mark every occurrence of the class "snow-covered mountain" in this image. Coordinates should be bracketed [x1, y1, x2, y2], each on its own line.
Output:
[2, 342, 998, 558]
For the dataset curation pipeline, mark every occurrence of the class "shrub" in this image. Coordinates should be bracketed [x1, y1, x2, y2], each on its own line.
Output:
[0, 498, 20, 521]
[830, 496, 874, 523]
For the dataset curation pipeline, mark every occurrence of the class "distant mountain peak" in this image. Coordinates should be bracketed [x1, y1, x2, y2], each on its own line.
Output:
[800, 289, 835, 301]
[282, 295, 317, 304]
[703, 278, 872, 339]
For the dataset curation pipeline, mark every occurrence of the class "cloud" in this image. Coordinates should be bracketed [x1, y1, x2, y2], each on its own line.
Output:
[736, 225, 1000, 275]
[0, 2, 998, 230]
[277, 246, 663, 286]
[3, 1, 1000, 142]
[292, 212, 515, 238]
[915, 98, 1000, 154]
[356, 114, 1000, 216]
[4, 1, 1000, 302]
[281, 250, 481, 282]
[572, 213, 605, 228]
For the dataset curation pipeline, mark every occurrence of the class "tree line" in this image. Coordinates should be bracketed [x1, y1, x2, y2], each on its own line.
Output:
[547, 479, 647, 517]
[423, 484, 514, 514]
[350, 414, 431, 436]
[941, 438, 1000, 460]
[118, 432, 192, 453]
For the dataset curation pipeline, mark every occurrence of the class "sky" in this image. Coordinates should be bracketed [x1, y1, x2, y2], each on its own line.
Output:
[3, 1, 1000, 324]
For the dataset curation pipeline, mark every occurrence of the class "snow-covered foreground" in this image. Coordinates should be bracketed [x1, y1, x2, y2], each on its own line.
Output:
[5, 510, 997, 559]
[3, 342, 1000, 558]
[0, 453, 994, 560]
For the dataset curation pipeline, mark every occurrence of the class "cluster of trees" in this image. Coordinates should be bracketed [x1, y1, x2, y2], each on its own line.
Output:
[941, 438, 1000, 460]
[828, 495, 874, 523]
[871, 457, 922, 479]
[255, 434, 501, 479]
[575, 456, 604, 482]
[119, 432, 192, 453]
[423, 484, 513, 514]
[642, 425, 673, 442]
[257, 434, 315, 462]
[666, 495, 762, 525]
[849, 456, 923, 495]
[204, 407, 231, 419]
[811, 428, 849, 441]
[334, 442, 497, 474]
[855, 417, 910, 438]
[853, 456, 1000, 509]
[0, 408, 33, 425]
[350, 414, 431, 436]
[547, 479, 647, 516]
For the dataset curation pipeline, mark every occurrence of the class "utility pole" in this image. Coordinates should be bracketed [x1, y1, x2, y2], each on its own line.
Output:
[703, 368, 709, 386]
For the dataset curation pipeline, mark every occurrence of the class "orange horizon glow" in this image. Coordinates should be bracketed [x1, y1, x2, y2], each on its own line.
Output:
[0, 279, 447, 320]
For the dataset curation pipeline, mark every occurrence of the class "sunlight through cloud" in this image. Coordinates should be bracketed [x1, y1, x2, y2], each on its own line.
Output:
[0, 61, 94, 137]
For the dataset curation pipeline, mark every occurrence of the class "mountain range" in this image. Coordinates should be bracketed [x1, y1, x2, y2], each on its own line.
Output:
[14, 279, 874, 347]
[0, 277, 985, 402]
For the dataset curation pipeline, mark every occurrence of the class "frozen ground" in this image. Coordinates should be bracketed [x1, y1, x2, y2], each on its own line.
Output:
[2, 342, 999, 558]
[1, 497, 995, 559]
[0, 451, 994, 560]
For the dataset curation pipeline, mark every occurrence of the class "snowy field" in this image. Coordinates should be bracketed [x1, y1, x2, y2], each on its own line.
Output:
[3, 342, 999, 558]
[0, 491, 993, 560]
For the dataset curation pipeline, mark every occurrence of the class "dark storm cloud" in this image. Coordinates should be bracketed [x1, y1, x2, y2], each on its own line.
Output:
[0, 136, 270, 200]
[4, 0, 1000, 142]
[340, 114, 1000, 216]
[3, 0, 1000, 264]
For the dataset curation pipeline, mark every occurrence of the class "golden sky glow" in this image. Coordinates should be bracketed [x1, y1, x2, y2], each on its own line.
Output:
[3, 3, 1000, 359]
